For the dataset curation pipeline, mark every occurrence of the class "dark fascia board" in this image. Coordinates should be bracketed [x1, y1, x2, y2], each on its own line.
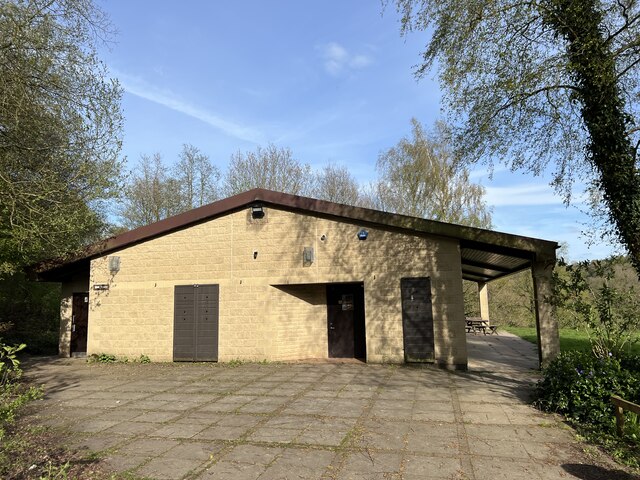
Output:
[34, 188, 558, 280]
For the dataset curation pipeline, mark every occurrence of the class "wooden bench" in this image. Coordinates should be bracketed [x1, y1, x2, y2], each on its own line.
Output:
[611, 395, 640, 436]
[465, 318, 499, 335]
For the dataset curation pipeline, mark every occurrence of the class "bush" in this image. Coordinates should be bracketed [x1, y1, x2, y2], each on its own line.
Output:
[552, 258, 640, 358]
[620, 354, 640, 373]
[0, 274, 61, 356]
[88, 353, 117, 363]
[535, 350, 640, 427]
[535, 350, 640, 468]
[88, 353, 152, 363]
[20, 330, 59, 355]
[0, 340, 42, 440]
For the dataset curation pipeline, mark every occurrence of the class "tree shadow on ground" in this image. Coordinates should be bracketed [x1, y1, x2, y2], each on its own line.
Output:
[450, 369, 537, 402]
[562, 463, 639, 480]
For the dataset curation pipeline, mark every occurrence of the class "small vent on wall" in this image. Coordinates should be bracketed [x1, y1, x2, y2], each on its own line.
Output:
[303, 247, 314, 266]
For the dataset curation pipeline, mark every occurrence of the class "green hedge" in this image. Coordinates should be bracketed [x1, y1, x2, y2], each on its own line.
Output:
[536, 351, 640, 426]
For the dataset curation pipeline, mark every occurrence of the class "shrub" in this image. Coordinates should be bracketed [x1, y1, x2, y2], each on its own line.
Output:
[0, 382, 41, 440]
[620, 354, 640, 373]
[553, 258, 640, 358]
[0, 342, 26, 385]
[21, 330, 59, 355]
[88, 353, 117, 364]
[0, 340, 42, 440]
[535, 351, 640, 427]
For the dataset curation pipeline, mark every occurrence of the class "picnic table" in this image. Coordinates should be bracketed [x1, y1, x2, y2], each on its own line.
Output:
[465, 317, 499, 335]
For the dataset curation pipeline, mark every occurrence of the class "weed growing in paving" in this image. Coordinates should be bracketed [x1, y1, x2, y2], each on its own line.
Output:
[88, 353, 152, 364]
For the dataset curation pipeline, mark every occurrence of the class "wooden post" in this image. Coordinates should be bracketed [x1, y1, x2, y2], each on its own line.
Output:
[614, 404, 625, 437]
[611, 395, 640, 437]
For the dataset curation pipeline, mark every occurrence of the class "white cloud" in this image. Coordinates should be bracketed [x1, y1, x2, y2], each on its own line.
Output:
[112, 68, 264, 144]
[485, 184, 562, 206]
[319, 42, 373, 76]
[468, 164, 509, 180]
[485, 183, 590, 207]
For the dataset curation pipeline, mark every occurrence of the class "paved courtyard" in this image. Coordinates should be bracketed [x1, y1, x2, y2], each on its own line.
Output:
[23, 333, 630, 480]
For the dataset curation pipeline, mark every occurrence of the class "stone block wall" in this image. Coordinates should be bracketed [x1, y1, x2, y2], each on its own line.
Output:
[60, 206, 467, 366]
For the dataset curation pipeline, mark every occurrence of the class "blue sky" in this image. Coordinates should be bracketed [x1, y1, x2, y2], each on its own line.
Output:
[97, 1, 616, 261]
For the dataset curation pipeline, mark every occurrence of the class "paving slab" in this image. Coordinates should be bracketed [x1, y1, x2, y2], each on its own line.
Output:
[403, 455, 464, 480]
[21, 333, 637, 480]
[136, 456, 205, 480]
[338, 451, 403, 479]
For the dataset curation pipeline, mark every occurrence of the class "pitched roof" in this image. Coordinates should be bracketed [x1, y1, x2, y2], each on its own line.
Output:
[35, 188, 557, 282]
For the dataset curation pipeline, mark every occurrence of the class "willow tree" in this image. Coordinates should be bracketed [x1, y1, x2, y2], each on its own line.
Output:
[394, 0, 640, 272]
[0, 0, 123, 275]
[372, 119, 492, 228]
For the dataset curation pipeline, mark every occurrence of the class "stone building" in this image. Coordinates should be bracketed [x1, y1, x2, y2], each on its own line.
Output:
[37, 189, 559, 368]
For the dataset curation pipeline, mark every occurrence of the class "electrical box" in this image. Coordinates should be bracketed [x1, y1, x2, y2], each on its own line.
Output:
[109, 256, 120, 274]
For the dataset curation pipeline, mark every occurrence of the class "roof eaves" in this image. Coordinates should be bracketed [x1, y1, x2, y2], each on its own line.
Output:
[34, 188, 558, 278]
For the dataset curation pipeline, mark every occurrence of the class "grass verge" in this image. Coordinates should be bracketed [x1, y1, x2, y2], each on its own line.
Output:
[0, 375, 141, 480]
[0, 409, 148, 480]
[503, 326, 640, 355]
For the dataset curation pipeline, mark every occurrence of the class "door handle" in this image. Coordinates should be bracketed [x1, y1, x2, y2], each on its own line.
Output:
[72, 324, 76, 332]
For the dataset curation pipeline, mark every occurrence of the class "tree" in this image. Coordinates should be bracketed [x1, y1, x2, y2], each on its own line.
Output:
[224, 144, 314, 197]
[118, 145, 221, 229]
[312, 164, 361, 205]
[553, 257, 640, 358]
[118, 154, 183, 229]
[0, 0, 123, 275]
[372, 119, 492, 228]
[393, 0, 640, 274]
[174, 144, 220, 211]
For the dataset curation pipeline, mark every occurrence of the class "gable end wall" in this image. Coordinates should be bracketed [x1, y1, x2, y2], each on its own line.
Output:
[78, 207, 466, 365]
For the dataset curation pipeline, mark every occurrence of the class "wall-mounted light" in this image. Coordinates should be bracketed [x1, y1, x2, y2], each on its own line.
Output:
[109, 256, 120, 274]
[357, 229, 369, 241]
[251, 205, 265, 219]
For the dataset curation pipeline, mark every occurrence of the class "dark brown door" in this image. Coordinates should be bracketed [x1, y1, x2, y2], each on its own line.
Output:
[401, 277, 435, 362]
[71, 292, 89, 355]
[173, 284, 219, 361]
[327, 283, 366, 359]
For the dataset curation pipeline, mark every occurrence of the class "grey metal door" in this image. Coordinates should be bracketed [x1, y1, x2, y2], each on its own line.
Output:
[173, 284, 219, 361]
[400, 277, 434, 362]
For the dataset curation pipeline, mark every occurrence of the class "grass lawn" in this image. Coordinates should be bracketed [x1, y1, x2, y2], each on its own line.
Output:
[504, 326, 640, 356]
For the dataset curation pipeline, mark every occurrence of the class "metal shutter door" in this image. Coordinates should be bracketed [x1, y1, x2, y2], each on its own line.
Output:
[173, 284, 219, 361]
[401, 277, 435, 362]
[195, 284, 219, 361]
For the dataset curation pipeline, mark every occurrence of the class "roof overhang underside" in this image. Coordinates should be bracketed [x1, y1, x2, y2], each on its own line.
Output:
[459, 240, 535, 283]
